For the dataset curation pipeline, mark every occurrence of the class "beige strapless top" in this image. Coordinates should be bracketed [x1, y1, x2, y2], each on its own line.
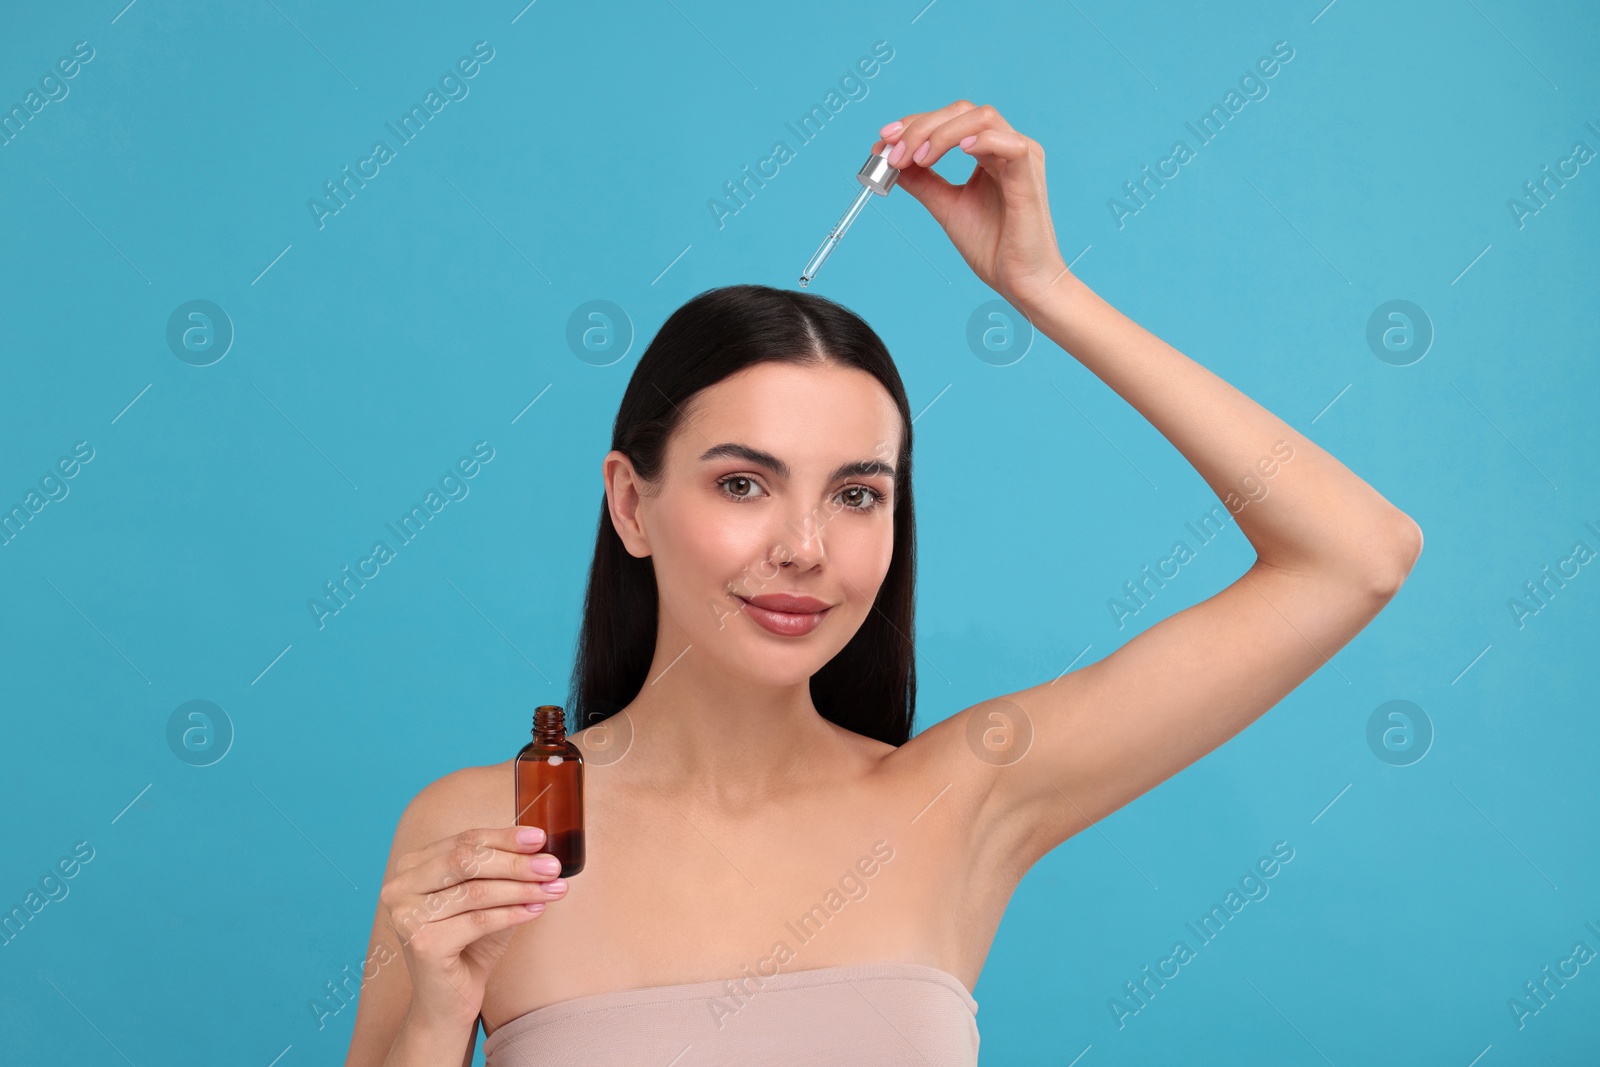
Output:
[482, 960, 980, 1065]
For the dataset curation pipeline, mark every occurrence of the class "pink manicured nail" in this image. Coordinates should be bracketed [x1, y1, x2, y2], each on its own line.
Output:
[960, 135, 978, 150]
[516, 827, 544, 847]
[880, 120, 903, 137]
[889, 140, 906, 165]
[913, 142, 931, 163]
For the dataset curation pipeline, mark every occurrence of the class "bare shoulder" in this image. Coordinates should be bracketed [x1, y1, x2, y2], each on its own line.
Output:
[876, 703, 1003, 795]
[821, 717, 898, 764]
[390, 760, 514, 860]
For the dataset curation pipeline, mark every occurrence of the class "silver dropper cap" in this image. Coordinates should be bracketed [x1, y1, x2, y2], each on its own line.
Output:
[856, 149, 902, 196]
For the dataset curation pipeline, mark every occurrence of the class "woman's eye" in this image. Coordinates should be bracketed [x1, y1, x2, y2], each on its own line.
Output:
[840, 486, 884, 511]
[717, 475, 765, 501]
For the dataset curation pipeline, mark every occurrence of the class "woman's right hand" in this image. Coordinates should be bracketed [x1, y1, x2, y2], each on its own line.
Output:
[874, 101, 1067, 315]
[378, 825, 568, 1032]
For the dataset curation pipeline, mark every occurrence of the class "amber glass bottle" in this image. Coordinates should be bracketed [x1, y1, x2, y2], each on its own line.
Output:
[514, 704, 585, 877]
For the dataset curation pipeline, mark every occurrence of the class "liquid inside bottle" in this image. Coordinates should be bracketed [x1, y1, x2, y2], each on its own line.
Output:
[514, 704, 585, 877]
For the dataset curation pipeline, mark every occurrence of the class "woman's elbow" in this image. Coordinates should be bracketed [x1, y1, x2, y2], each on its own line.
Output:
[1371, 511, 1423, 598]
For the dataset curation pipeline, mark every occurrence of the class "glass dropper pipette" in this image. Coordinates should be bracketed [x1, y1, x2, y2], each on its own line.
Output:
[798, 148, 902, 287]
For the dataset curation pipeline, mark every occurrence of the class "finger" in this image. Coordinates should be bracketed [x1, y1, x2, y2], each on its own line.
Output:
[405, 902, 547, 961]
[410, 844, 562, 898]
[958, 127, 1033, 161]
[396, 827, 556, 897]
[391, 876, 568, 940]
[398, 825, 545, 877]
[892, 160, 962, 227]
[883, 100, 982, 168]
[878, 110, 930, 143]
[908, 106, 1025, 172]
[874, 121, 924, 161]
[957, 128, 1038, 183]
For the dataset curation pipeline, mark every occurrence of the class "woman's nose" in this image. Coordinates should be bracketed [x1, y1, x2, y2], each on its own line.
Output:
[770, 509, 827, 571]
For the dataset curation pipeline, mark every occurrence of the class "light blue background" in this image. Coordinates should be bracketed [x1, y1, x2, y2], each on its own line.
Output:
[2, 0, 1597, 1064]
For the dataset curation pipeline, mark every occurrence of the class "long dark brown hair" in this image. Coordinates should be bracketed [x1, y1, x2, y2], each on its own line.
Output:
[568, 284, 917, 746]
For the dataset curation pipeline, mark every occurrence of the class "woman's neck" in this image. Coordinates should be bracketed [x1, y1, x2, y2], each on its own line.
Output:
[618, 657, 844, 808]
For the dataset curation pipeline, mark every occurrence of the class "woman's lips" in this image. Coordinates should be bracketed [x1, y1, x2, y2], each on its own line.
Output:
[736, 596, 831, 636]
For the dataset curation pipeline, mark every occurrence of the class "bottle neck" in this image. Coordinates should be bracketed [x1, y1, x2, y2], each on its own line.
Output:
[532, 705, 566, 742]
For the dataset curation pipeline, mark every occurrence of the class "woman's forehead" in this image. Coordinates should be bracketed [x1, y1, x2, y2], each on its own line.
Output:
[681, 363, 901, 457]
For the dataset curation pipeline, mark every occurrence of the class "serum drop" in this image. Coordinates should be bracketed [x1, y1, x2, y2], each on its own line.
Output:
[514, 704, 585, 877]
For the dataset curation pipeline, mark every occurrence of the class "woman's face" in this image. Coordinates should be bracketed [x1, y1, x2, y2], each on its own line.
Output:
[608, 360, 903, 688]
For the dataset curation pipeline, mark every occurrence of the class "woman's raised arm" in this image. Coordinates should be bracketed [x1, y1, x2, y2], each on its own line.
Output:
[879, 102, 1422, 869]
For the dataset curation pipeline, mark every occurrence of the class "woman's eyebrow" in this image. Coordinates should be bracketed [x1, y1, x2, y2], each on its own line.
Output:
[698, 442, 896, 483]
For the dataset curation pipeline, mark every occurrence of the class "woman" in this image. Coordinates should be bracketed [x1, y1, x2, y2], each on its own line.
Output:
[347, 101, 1422, 1066]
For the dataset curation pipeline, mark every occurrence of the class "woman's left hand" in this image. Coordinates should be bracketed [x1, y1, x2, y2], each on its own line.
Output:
[875, 101, 1069, 314]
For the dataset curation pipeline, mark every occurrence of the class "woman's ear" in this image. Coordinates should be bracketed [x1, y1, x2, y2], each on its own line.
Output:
[602, 450, 652, 558]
